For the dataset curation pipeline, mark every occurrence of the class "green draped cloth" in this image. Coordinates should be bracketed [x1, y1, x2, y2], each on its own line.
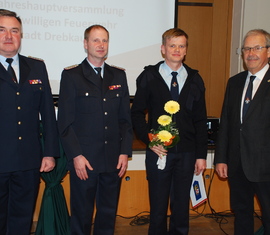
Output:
[35, 140, 70, 235]
[254, 226, 264, 235]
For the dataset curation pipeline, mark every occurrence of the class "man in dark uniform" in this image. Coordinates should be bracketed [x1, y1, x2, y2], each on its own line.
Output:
[57, 25, 133, 235]
[0, 9, 59, 235]
[131, 28, 207, 235]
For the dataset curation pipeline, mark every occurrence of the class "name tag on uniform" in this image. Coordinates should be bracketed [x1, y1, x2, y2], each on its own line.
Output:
[29, 79, 42, 84]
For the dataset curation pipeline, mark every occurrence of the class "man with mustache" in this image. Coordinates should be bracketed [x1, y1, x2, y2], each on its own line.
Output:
[215, 29, 270, 235]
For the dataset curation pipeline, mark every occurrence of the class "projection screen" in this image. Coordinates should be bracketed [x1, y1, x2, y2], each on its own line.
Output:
[2, 0, 175, 95]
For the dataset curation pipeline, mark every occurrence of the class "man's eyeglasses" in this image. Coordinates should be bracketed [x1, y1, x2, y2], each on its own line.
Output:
[242, 46, 269, 53]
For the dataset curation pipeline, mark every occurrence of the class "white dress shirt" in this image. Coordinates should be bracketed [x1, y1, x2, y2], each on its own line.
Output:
[241, 63, 269, 122]
[159, 61, 187, 94]
[0, 54, 20, 82]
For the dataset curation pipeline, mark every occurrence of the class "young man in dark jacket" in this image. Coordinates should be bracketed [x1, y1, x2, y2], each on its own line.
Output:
[131, 28, 208, 235]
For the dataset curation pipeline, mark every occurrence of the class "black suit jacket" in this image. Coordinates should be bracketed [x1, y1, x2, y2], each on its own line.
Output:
[131, 61, 208, 159]
[215, 68, 270, 182]
[57, 59, 133, 173]
[0, 54, 59, 173]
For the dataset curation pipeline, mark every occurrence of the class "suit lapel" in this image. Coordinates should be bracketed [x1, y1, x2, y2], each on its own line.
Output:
[81, 59, 102, 89]
[237, 72, 247, 119]
[0, 61, 19, 88]
[18, 55, 30, 86]
[151, 62, 173, 100]
[102, 64, 114, 94]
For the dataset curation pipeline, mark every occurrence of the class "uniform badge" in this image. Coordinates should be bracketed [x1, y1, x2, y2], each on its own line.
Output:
[245, 98, 251, 104]
[109, 85, 121, 90]
[29, 79, 42, 84]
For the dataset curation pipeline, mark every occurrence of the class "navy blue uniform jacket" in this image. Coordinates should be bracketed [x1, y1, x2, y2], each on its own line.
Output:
[131, 61, 207, 159]
[57, 59, 133, 173]
[0, 54, 59, 173]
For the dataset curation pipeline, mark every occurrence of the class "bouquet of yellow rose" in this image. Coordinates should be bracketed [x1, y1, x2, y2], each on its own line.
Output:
[148, 100, 180, 169]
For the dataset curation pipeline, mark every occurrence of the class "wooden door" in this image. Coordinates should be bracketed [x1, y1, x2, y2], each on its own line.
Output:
[176, 0, 233, 117]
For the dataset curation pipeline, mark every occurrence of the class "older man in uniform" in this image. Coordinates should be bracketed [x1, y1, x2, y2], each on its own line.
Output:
[0, 9, 58, 235]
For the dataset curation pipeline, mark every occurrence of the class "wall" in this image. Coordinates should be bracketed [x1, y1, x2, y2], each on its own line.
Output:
[230, 0, 270, 76]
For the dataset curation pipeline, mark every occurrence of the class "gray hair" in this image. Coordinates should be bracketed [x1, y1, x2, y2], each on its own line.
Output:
[243, 29, 270, 47]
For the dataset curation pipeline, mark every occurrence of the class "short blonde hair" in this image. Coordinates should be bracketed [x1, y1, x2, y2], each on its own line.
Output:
[162, 28, 188, 46]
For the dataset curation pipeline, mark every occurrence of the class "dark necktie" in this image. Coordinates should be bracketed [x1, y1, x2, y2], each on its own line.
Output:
[170, 71, 179, 101]
[242, 75, 255, 117]
[94, 67, 103, 81]
[6, 58, 18, 83]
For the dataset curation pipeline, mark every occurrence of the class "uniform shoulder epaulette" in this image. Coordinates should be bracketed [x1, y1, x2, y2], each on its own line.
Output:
[110, 64, 125, 71]
[64, 64, 79, 70]
[28, 56, 44, 61]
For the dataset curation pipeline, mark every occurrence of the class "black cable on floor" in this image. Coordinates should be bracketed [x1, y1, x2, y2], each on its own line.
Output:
[116, 151, 263, 233]
[116, 211, 150, 226]
[202, 164, 232, 235]
[129, 214, 150, 226]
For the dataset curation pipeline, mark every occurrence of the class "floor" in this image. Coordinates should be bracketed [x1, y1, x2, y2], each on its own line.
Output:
[113, 211, 263, 235]
[31, 210, 263, 235]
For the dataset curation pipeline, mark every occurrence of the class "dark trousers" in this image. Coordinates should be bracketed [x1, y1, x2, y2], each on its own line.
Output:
[0, 169, 40, 235]
[70, 169, 121, 235]
[229, 164, 270, 235]
[146, 150, 196, 235]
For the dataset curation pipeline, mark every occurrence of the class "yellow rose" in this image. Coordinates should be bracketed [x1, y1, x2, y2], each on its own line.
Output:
[164, 100, 180, 114]
[157, 130, 172, 142]
[157, 115, 172, 126]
